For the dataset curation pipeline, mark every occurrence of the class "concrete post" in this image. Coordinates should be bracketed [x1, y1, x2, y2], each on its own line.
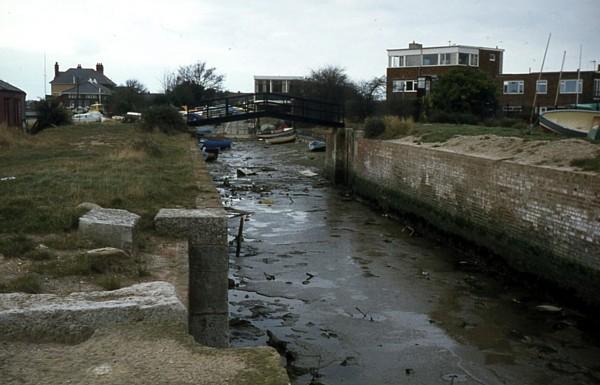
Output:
[325, 127, 355, 185]
[154, 208, 229, 347]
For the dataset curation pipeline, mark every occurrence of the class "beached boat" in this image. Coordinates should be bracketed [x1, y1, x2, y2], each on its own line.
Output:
[539, 109, 600, 138]
[201, 146, 219, 162]
[199, 138, 232, 150]
[257, 127, 295, 140]
[308, 140, 326, 152]
[266, 134, 296, 144]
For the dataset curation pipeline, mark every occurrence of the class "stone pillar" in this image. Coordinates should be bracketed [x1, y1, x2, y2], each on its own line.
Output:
[325, 127, 355, 185]
[154, 208, 229, 347]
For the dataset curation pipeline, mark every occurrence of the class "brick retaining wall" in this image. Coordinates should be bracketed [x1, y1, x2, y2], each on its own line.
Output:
[350, 138, 600, 302]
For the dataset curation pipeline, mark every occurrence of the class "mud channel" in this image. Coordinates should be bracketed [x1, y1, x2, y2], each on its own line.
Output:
[205, 139, 600, 385]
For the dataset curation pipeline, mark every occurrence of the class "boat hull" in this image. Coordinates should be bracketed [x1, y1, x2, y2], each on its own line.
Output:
[257, 128, 295, 139]
[539, 109, 600, 138]
[266, 134, 296, 144]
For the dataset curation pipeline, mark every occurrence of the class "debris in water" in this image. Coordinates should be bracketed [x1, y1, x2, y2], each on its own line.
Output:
[302, 272, 315, 285]
[264, 272, 276, 281]
[0, 176, 16, 181]
[299, 169, 318, 177]
[236, 168, 256, 177]
[441, 373, 468, 382]
[536, 305, 563, 313]
[405, 368, 414, 375]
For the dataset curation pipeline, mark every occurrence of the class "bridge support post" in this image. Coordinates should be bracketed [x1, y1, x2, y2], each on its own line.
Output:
[326, 127, 357, 185]
[154, 208, 229, 347]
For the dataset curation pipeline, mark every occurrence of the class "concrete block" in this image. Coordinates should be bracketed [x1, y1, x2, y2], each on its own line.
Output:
[188, 245, 229, 272]
[0, 282, 186, 342]
[154, 208, 227, 245]
[79, 208, 140, 253]
[188, 271, 229, 314]
[188, 313, 229, 348]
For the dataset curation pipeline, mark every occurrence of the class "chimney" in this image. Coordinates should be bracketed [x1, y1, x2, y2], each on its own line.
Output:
[409, 41, 423, 50]
[597, 64, 600, 73]
[96, 63, 104, 74]
[54, 62, 59, 77]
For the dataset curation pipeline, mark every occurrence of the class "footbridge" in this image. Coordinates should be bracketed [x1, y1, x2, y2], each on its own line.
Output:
[187, 92, 344, 128]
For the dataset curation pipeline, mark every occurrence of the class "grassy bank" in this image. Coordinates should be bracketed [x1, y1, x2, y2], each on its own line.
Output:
[0, 123, 198, 233]
[410, 123, 560, 143]
[0, 122, 201, 293]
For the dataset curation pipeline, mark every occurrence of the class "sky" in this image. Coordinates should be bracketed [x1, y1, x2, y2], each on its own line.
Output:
[1, 0, 599, 99]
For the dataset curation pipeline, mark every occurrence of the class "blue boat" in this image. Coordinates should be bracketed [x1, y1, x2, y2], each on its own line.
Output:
[198, 138, 232, 150]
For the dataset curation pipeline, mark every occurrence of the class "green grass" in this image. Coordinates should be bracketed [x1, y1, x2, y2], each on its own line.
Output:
[0, 123, 199, 235]
[0, 234, 36, 257]
[409, 123, 561, 143]
[0, 273, 42, 294]
[570, 155, 600, 171]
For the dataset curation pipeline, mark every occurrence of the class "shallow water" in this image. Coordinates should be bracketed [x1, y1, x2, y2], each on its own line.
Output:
[206, 140, 600, 385]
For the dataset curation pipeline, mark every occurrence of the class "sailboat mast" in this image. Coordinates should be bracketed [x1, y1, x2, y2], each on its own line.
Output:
[554, 50, 566, 107]
[530, 33, 551, 126]
[576, 45, 582, 106]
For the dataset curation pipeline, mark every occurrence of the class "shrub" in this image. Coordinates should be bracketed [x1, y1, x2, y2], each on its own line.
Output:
[0, 234, 36, 257]
[363, 116, 385, 138]
[96, 275, 122, 291]
[140, 105, 186, 133]
[429, 110, 480, 125]
[0, 273, 42, 294]
[31, 99, 72, 134]
[380, 115, 414, 139]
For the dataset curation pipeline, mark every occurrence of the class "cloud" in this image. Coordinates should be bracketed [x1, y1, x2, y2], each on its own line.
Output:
[1, 0, 598, 99]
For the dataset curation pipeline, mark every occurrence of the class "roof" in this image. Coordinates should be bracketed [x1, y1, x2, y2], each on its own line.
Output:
[254, 75, 305, 81]
[51, 67, 116, 87]
[0, 79, 26, 94]
[60, 81, 113, 95]
[387, 44, 504, 53]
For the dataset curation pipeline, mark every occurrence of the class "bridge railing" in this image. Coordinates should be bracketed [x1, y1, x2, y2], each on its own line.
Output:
[187, 92, 344, 126]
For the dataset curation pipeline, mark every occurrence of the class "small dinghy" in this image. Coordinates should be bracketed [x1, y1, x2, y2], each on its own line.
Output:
[539, 109, 600, 138]
[308, 140, 326, 152]
[198, 138, 232, 150]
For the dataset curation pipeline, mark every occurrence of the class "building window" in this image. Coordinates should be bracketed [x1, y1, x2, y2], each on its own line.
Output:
[594, 79, 600, 98]
[390, 56, 404, 68]
[422, 54, 438, 66]
[440, 53, 453, 65]
[490, 53, 496, 62]
[560, 79, 583, 94]
[405, 55, 421, 67]
[536, 80, 548, 94]
[458, 53, 470, 65]
[503, 80, 525, 94]
[392, 80, 416, 93]
[470, 54, 479, 66]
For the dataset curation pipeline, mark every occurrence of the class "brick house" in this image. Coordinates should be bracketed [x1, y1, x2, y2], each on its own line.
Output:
[0, 79, 26, 127]
[387, 42, 503, 97]
[50, 62, 116, 109]
[386, 42, 600, 114]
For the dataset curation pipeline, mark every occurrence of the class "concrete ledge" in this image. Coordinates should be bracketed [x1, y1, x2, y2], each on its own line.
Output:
[154, 208, 227, 245]
[79, 208, 140, 253]
[0, 282, 186, 342]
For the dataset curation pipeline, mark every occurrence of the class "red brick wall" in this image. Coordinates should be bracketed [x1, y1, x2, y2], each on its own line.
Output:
[350, 138, 600, 299]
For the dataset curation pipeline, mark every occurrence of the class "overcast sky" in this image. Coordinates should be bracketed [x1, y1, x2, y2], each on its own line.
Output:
[1, 0, 599, 99]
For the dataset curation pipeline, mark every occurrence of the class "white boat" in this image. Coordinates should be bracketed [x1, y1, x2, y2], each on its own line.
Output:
[539, 109, 600, 138]
[266, 133, 296, 144]
[73, 111, 103, 123]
